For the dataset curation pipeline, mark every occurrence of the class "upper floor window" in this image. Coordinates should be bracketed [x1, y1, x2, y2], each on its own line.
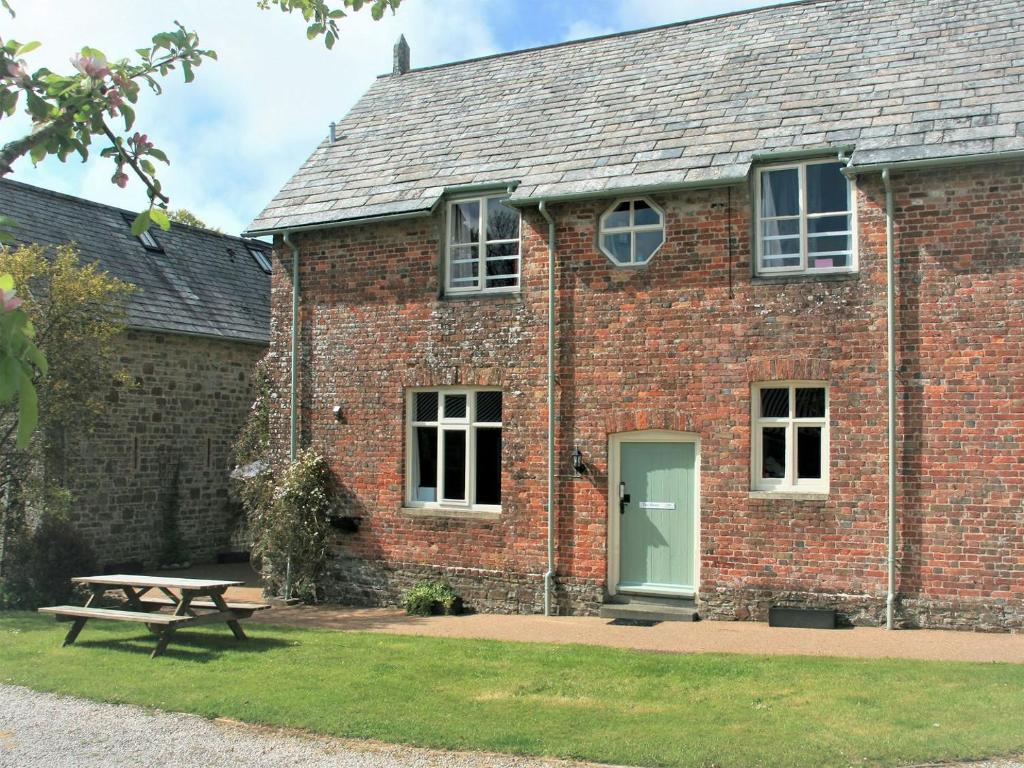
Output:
[406, 388, 503, 511]
[752, 382, 829, 493]
[446, 196, 520, 294]
[756, 160, 854, 276]
[599, 198, 665, 266]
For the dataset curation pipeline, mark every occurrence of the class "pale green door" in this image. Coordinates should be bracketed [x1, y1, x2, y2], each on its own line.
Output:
[618, 441, 696, 593]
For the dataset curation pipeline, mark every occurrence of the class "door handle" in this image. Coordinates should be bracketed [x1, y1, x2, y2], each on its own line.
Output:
[619, 482, 630, 514]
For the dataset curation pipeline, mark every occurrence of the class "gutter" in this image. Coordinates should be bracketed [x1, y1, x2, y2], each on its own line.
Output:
[538, 200, 556, 617]
[882, 169, 897, 631]
[509, 174, 748, 208]
[246, 208, 435, 239]
[245, 182, 520, 239]
[844, 149, 1024, 178]
[282, 230, 301, 601]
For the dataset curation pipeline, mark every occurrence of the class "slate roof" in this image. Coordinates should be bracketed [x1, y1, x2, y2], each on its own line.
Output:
[249, 0, 1024, 234]
[1, 179, 270, 344]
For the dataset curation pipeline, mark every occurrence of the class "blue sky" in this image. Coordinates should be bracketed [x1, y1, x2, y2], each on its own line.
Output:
[1, 0, 776, 234]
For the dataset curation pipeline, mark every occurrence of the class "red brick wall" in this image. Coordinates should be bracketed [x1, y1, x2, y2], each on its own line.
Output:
[267, 160, 1024, 629]
[895, 162, 1024, 629]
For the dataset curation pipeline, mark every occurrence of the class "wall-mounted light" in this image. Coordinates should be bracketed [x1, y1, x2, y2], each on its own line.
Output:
[332, 405, 343, 421]
[571, 445, 586, 475]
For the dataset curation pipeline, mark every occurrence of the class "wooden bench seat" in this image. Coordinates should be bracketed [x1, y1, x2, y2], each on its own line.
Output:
[38, 605, 192, 625]
[138, 597, 271, 613]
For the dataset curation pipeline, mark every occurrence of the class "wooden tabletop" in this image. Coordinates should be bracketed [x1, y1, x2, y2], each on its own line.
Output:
[71, 574, 244, 590]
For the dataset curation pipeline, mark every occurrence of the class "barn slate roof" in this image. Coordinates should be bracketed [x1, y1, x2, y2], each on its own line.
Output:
[248, 0, 1024, 235]
[1, 178, 270, 344]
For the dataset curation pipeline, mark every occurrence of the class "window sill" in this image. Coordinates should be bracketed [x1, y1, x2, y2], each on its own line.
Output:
[441, 290, 522, 303]
[399, 506, 502, 521]
[752, 271, 859, 286]
[748, 490, 829, 501]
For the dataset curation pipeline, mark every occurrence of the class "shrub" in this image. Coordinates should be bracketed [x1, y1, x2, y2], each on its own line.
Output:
[248, 449, 332, 601]
[0, 511, 96, 609]
[401, 580, 462, 616]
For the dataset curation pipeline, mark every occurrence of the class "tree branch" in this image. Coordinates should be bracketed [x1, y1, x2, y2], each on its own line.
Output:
[100, 121, 168, 205]
[0, 109, 75, 176]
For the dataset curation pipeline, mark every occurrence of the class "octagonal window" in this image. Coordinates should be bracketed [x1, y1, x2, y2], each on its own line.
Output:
[599, 198, 665, 266]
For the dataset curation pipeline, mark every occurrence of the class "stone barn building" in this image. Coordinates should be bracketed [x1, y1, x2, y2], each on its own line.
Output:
[249, 0, 1024, 630]
[1, 178, 270, 570]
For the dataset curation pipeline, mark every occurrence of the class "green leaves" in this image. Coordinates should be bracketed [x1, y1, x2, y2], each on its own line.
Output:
[264, 0, 402, 48]
[130, 207, 170, 235]
[13, 41, 40, 57]
[0, 273, 47, 449]
[130, 210, 150, 236]
[148, 208, 169, 231]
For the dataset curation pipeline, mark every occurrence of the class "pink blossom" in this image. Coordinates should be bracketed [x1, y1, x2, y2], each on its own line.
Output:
[0, 287, 22, 313]
[70, 52, 110, 79]
[112, 171, 129, 189]
[6, 60, 29, 85]
[130, 132, 153, 153]
[106, 89, 123, 116]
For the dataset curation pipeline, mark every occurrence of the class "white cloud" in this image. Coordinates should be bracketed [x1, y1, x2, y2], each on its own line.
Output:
[0, 0, 501, 234]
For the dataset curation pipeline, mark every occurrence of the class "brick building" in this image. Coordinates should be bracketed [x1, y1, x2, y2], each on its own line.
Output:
[248, 0, 1024, 629]
[1, 179, 270, 569]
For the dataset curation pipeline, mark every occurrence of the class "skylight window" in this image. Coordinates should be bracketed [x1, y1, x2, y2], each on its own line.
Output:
[137, 229, 161, 250]
[247, 245, 272, 274]
[122, 213, 163, 252]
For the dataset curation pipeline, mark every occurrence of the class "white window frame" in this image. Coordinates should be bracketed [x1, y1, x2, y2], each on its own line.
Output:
[598, 197, 666, 266]
[751, 382, 829, 493]
[444, 196, 521, 295]
[754, 159, 857, 276]
[405, 387, 503, 512]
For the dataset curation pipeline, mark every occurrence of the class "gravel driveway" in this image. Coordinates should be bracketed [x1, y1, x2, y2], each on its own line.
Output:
[0, 684, 1020, 768]
[0, 685, 607, 768]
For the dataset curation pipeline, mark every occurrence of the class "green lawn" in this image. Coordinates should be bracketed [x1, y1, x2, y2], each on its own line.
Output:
[1, 613, 1022, 767]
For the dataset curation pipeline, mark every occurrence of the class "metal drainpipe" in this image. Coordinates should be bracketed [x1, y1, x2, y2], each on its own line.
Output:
[882, 169, 897, 630]
[538, 200, 556, 617]
[283, 231, 300, 601]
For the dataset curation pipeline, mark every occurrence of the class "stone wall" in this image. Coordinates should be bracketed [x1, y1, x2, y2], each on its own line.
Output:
[267, 160, 1024, 630]
[61, 329, 265, 568]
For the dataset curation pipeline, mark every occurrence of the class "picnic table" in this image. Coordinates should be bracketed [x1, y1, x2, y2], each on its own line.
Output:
[38, 574, 270, 658]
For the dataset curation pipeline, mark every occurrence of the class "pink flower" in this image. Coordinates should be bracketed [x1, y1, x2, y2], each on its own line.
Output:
[70, 52, 110, 79]
[0, 287, 22, 313]
[130, 132, 153, 154]
[112, 171, 129, 189]
[6, 60, 29, 85]
[106, 89, 124, 116]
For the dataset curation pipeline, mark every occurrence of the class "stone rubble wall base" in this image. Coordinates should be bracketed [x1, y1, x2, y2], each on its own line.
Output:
[319, 555, 1024, 632]
[318, 552, 603, 615]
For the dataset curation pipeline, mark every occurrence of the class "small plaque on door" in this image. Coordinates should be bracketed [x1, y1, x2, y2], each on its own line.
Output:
[639, 501, 675, 510]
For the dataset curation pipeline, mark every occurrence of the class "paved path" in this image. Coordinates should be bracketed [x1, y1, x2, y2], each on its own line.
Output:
[252, 606, 1024, 664]
[149, 564, 1024, 665]
[0, 685, 609, 768]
